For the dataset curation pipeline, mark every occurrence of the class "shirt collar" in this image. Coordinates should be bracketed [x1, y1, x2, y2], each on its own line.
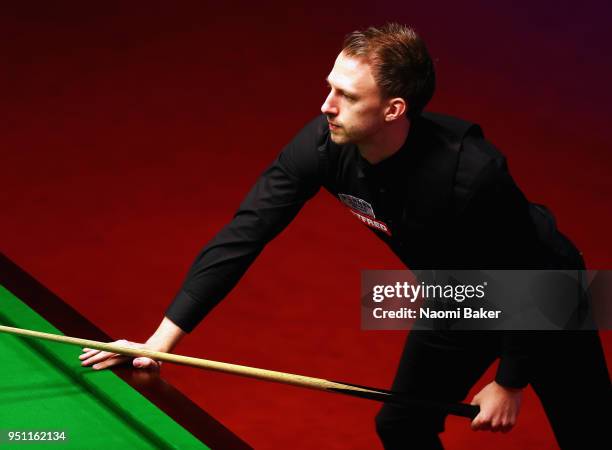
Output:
[355, 118, 422, 180]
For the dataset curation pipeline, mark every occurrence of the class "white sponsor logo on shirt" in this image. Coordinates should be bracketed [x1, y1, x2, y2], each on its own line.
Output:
[348, 210, 392, 236]
[338, 194, 376, 218]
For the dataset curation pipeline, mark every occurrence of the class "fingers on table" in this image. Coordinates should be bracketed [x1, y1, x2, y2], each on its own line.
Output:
[79, 349, 100, 360]
[79, 340, 158, 370]
[79, 350, 122, 369]
[92, 355, 129, 370]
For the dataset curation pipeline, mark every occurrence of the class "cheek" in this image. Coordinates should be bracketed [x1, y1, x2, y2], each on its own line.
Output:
[344, 105, 368, 124]
[354, 105, 381, 127]
[340, 101, 381, 131]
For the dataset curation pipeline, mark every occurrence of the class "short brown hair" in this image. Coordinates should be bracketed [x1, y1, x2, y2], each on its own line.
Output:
[342, 23, 435, 118]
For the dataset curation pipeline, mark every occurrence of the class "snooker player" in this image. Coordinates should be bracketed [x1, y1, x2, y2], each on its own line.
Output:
[80, 24, 610, 449]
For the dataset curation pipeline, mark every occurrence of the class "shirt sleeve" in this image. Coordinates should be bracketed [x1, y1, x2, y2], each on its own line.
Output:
[457, 134, 544, 388]
[165, 116, 327, 332]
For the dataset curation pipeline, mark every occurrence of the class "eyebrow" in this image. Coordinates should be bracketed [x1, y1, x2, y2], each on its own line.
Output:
[325, 77, 359, 99]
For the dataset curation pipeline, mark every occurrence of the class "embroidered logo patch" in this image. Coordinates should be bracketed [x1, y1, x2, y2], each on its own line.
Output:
[338, 194, 376, 218]
[338, 193, 391, 236]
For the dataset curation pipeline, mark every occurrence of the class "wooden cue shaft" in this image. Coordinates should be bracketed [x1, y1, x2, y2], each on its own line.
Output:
[0, 324, 372, 392]
[0, 324, 479, 419]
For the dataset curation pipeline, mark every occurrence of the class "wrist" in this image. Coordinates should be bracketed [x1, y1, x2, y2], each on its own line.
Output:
[146, 317, 186, 352]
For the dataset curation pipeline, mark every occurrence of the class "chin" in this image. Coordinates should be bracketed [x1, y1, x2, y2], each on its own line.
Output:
[329, 132, 351, 145]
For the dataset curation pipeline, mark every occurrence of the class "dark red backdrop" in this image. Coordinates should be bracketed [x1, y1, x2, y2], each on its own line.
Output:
[2, 2, 610, 449]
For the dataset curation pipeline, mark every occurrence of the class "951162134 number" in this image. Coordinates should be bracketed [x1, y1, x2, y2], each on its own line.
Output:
[1, 431, 68, 443]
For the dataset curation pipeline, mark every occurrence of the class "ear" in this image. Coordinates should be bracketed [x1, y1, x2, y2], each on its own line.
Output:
[384, 97, 407, 122]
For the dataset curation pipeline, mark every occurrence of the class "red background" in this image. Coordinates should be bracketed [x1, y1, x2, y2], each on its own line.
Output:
[2, 1, 610, 449]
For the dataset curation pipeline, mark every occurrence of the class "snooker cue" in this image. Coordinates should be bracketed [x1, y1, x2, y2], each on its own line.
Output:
[0, 324, 479, 419]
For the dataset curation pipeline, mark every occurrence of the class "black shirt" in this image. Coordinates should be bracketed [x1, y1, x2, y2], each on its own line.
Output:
[166, 112, 580, 388]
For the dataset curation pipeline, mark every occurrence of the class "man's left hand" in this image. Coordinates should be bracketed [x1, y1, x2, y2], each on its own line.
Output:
[470, 381, 523, 433]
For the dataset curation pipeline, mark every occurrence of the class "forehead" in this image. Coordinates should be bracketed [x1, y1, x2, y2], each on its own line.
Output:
[327, 52, 379, 96]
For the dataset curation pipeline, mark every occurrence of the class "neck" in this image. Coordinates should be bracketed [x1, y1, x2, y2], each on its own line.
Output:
[358, 118, 411, 164]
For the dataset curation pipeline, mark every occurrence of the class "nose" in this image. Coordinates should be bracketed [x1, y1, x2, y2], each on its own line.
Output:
[321, 92, 338, 116]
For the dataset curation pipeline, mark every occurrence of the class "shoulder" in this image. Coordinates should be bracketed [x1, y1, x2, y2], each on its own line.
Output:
[283, 114, 329, 152]
[278, 115, 329, 181]
[421, 112, 480, 136]
[460, 129, 509, 187]
[425, 112, 509, 186]
[409, 112, 506, 189]
[431, 114, 516, 208]
[418, 112, 483, 152]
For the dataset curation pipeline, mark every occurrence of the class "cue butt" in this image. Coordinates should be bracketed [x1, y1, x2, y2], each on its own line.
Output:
[328, 381, 480, 419]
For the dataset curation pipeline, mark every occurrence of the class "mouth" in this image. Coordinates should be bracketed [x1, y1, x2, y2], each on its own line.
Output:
[328, 121, 341, 131]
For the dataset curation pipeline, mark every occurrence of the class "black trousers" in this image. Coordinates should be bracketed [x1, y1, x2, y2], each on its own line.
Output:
[375, 330, 611, 449]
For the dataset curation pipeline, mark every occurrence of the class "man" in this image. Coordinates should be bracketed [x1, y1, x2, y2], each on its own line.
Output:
[80, 24, 610, 448]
